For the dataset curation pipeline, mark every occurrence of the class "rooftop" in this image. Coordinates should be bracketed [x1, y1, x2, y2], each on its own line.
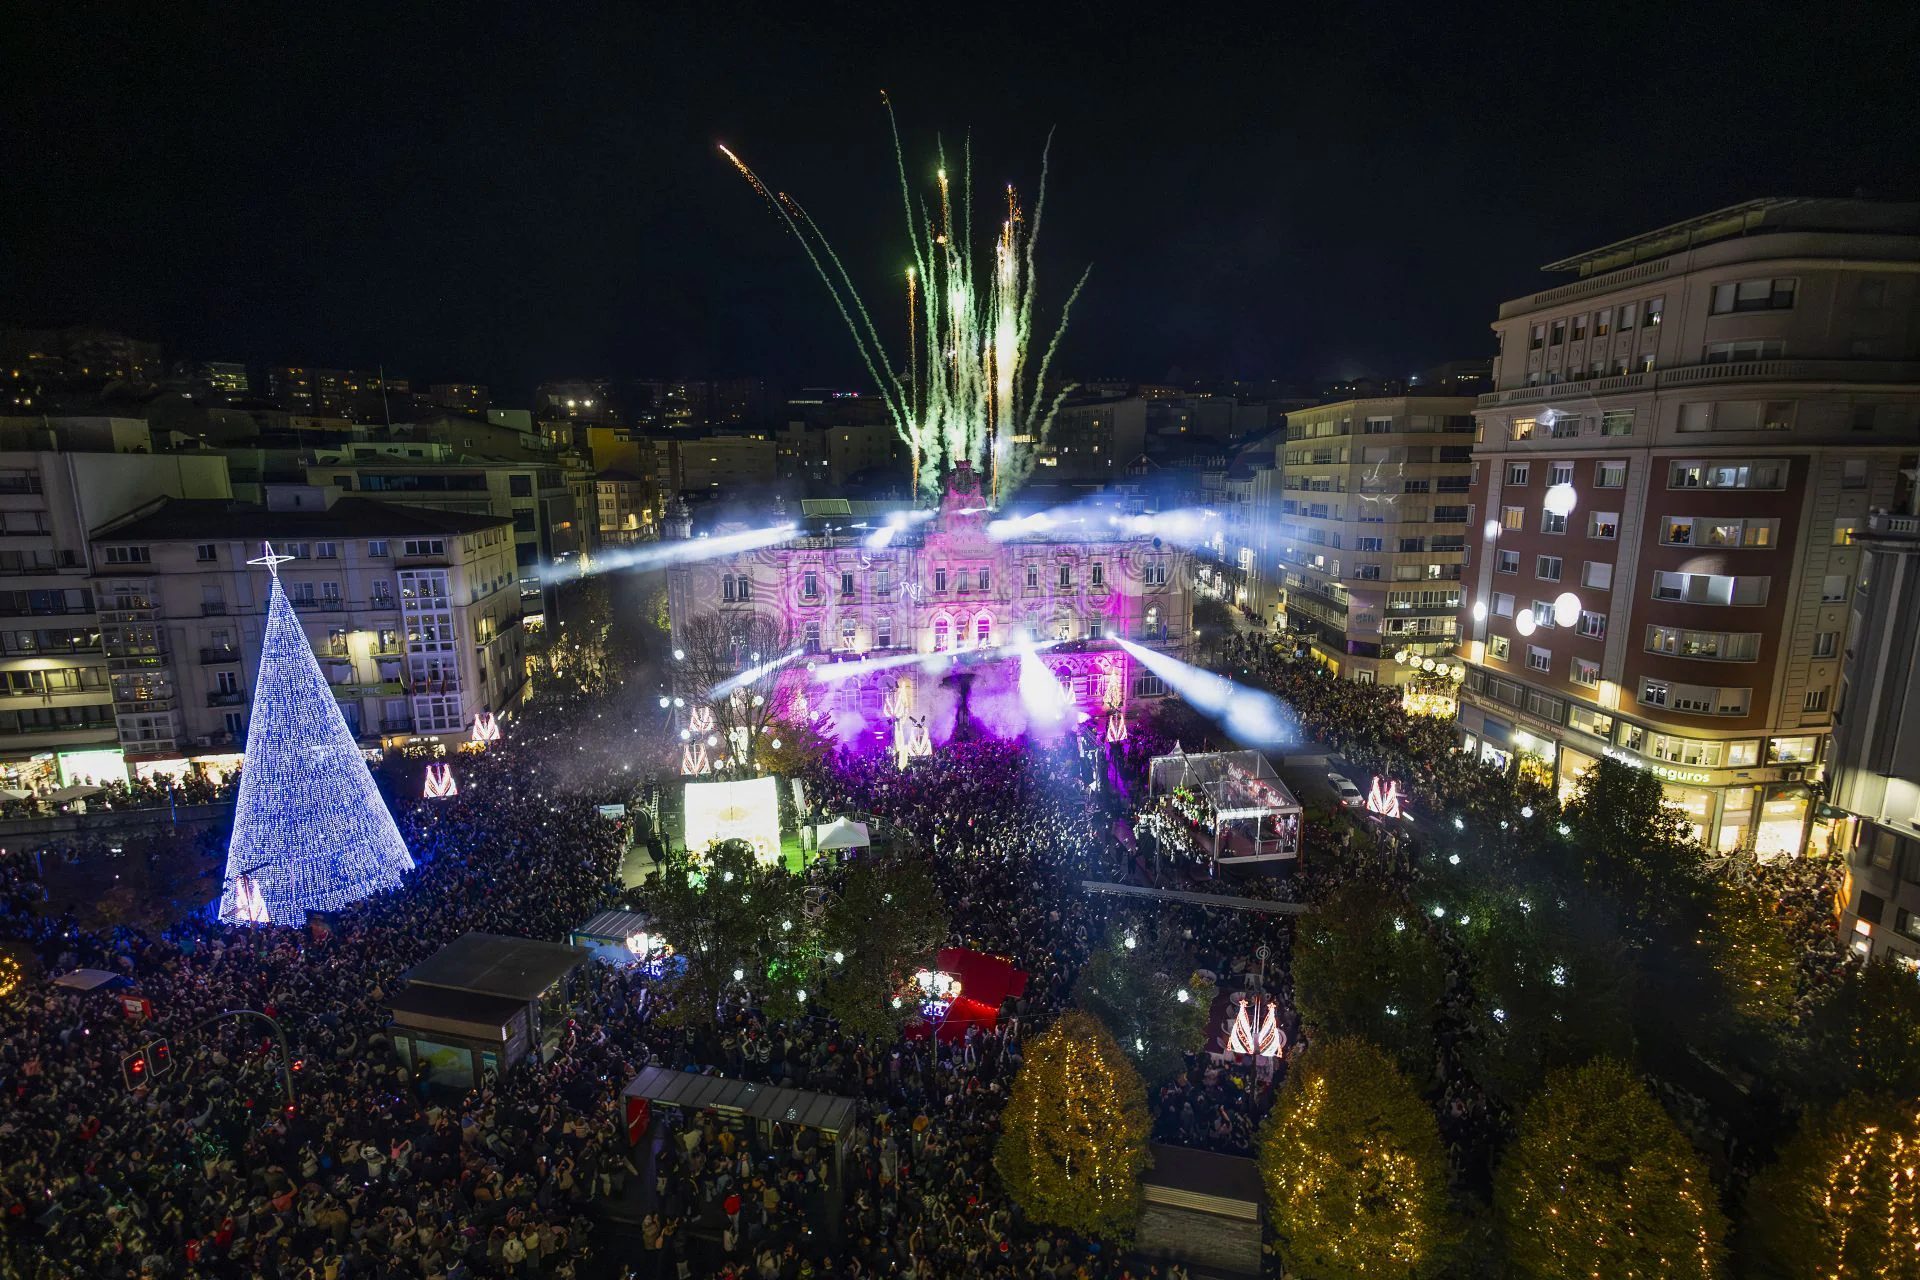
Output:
[401, 931, 591, 1003]
[95, 496, 512, 543]
[1543, 197, 1920, 277]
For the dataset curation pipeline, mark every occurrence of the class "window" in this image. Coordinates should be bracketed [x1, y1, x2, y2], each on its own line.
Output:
[1364, 416, 1395, 433]
[1496, 550, 1520, 574]
[1550, 319, 1566, 345]
[976, 616, 991, 647]
[368, 540, 389, 558]
[1582, 561, 1613, 590]
[1506, 462, 1530, 486]
[196, 544, 217, 562]
[1536, 555, 1562, 582]
[876, 617, 892, 648]
[804, 571, 821, 598]
[1529, 324, 1545, 350]
[402, 539, 444, 557]
[1769, 736, 1819, 764]
[1821, 574, 1849, 603]
[1644, 297, 1664, 328]
[1704, 338, 1785, 363]
[1577, 611, 1606, 639]
[841, 617, 858, 649]
[1710, 277, 1797, 313]
[1843, 459, 1869, 490]
[1144, 559, 1167, 586]
[1026, 563, 1039, 589]
[1091, 563, 1104, 588]
[1547, 462, 1573, 488]
[1645, 626, 1762, 661]
[1651, 571, 1769, 606]
[804, 620, 823, 651]
[103, 546, 149, 564]
[1661, 516, 1777, 548]
[1527, 646, 1552, 673]
[978, 567, 990, 592]
[1488, 635, 1511, 661]
[1592, 308, 1611, 337]
[1540, 510, 1567, 534]
[1356, 537, 1385, 552]
[1641, 680, 1668, 707]
[1511, 416, 1536, 441]
[508, 474, 534, 498]
[1058, 564, 1071, 589]
[840, 571, 855, 597]
[1570, 706, 1613, 738]
[1804, 687, 1829, 712]
[723, 576, 738, 603]
[1492, 592, 1515, 617]
[1812, 631, 1837, 659]
[1403, 479, 1430, 494]
[1587, 511, 1619, 540]
[1832, 520, 1858, 547]
[1501, 505, 1525, 530]
[1531, 600, 1557, 629]
[932, 618, 949, 650]
[1572, 658, 1600, 687]
[316, 542, 338, 559]
[932, 568, 947, 593]
[1572, 314, 1588, 340]
[1762, 401, 1794, 431]
[1617, 302, 1637, 331]
[1668, 460, 1787, 490]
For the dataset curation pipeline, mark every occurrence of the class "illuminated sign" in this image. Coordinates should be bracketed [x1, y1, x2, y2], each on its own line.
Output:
[1601, 747, 1711, 785]
[1225, 996, 1286, 1059]
[1366, 776, 1403, 819]
[684, 775, 782, 864]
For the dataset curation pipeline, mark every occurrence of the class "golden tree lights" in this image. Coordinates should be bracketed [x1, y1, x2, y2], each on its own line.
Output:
[994, 1011, 1151, 1240]
[1494, 1057, 1726, 1278]
[1258, 1038, 1455, 1279]
[0, 950, 25, 999]
[1744, 1094, 1920, 1277]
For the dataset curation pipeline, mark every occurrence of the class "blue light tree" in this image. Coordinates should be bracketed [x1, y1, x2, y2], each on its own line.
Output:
[218, 546, 413, 924]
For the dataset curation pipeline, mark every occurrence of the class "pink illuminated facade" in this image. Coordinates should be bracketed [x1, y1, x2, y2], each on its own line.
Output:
[666, 465, 1196, 747]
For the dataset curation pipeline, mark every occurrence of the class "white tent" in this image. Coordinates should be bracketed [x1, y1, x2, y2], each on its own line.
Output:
[52, 968, 121, 991]
[813, 817, 872, 853]
[44, 784, 101, 804]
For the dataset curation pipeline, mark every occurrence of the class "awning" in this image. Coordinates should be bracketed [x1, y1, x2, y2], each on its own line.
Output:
[44, 785, 101, 802]
[572, 909, 653, 946]
[52, 968, 122, 991]
[0, 788, 32, 801]
[813, 817, 871, 852]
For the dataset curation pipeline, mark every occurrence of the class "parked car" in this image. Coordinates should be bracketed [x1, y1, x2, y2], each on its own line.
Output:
[1326, 772, 1364, 808]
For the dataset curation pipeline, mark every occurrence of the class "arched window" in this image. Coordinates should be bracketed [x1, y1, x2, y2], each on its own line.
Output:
[933, 617, 950, 650]
[975, 615, 992, 647]
[1145, 606, 1160, 639]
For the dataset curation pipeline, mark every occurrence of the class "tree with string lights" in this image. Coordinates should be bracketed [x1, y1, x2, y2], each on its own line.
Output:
[1258, 1037, 1455, 1280]
[1293, 882, 1447, 1075]
[816, 857, 947, 1040]
[1495, 1057, 1727, 1279]
[1073, 919, 1212, 1084]
[995, 1011, 1152, 1240]
[1741, 1092, 1920, 1279]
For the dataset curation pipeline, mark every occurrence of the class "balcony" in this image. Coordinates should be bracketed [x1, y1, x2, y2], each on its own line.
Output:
[200, 646, 240, 664]
[289, 597, 346, 613]
[207, 690, 247, 707]
[1479, 359, 1920, 410]
[201, 602, 228, 616]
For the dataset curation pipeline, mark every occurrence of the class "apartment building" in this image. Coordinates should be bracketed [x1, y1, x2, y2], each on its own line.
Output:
[88, 496, 525, 769]
[0, 446, 232, 789]
[1831, 490, 1920, 961]
[1456, 198, 1919, 856]
[1196, 435, 1282, 622]
[1273, 397, 1479, 683]
[595, 470, 652, 544]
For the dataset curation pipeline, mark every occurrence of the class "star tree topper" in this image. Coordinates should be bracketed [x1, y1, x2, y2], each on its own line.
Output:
[247, 542, 296, 576]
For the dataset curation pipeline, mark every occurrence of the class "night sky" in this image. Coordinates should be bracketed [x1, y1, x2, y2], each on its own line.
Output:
[5, 2, 1917, 397]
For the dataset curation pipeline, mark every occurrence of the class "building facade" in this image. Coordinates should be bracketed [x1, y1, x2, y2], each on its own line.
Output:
[1832, 493, 1920, 960]
[89, 496, 525, 771]
[665, 465, 1195, 741]
[1455, 199, 1920, 855]
[1274, 397, 1478, 684]
[0, 447, 233, 789]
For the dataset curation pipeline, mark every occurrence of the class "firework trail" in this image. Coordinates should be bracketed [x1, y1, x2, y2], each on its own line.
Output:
[719, 100, 1089, 501]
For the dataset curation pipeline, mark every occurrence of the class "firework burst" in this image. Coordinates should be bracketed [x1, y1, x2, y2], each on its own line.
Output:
[720, 99, 1088, 502]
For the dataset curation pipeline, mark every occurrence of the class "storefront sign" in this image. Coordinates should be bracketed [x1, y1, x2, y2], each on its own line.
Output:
[1601, 747, 1710, 785]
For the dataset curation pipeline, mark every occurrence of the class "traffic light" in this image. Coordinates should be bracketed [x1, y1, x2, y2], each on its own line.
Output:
[122, 1050, 150, 1091]
[149, 1039, 172, 1076]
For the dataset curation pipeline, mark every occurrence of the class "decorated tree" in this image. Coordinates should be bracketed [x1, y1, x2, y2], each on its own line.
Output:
[1293, 883, 1447, 1075]
[1453, 887, 1635, 1110]
[1258, 1037, 1456, 1280]
[995, 1011, 1152, 1240]
[676, 611, 793, 777]
[817, 858, 948, 1041]
[755, 715, 837, 784]
[1073, 919, 1213, 1084]
[1495, 1057, 1727, 1279]
[641, 837, 816, 1021]
[1700, 882, 1799, 1026]
[1742, 1093, 1920, 1279]
[1796, 957, 1920, 1105]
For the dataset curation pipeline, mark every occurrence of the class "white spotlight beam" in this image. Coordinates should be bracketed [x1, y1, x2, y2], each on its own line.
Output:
[541, 523, 800, 584]
[808, 636, 1064, 685]
[1015, 642, 1076, 729]
[708, 647, 807, 700]
[1115, 639, 1294, 747]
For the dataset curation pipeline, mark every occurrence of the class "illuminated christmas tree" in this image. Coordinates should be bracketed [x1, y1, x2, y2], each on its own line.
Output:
[218, 546, 413, 925]
[994, 1010, 1151, 1240]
